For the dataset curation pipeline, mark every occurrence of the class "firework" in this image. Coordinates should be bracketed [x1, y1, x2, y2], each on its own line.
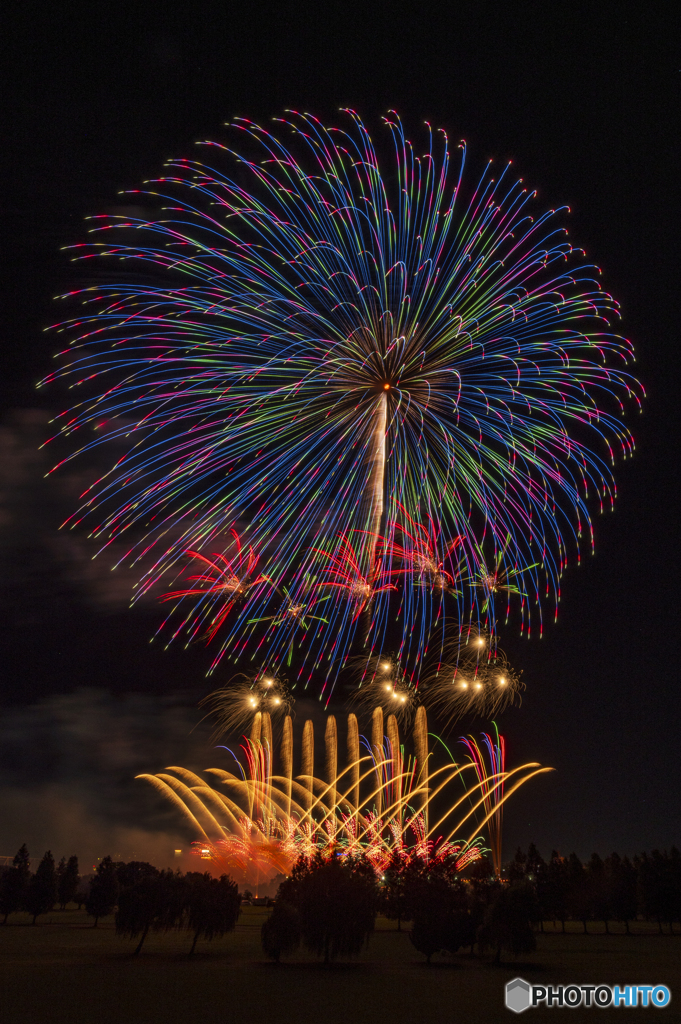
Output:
[199, 668, 293, 738]
[160, 530, 273, 645]
[423, 627, 523, 725]
[458, 725, 506, 875]
[139, 710, 551, 886]
[351, 653, 421, 727]
[389, 504, 462, 595]
[44, 111, 642, 690]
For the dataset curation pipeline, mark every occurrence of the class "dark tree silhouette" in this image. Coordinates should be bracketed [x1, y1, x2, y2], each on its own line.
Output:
[381, 849, 419, 930]
[185, 872, 240, 954]
[261, 901, 301, 962]
[278, 852, 377, 964]
[469, 854, 495, 881]
[636, 850, 678, 934]
[478, 882, 539, 963]
[115, 861, 159, 889]
[543, 852, 569, 931]
[115, 870, 186, 955]
[525, 843, 546, 877]
[523, 846, 548, 931]
[74, 880, 90, 910]
[57, 856, 80, 910]
[0, 845, 31, 923]
[587, 853, 611, 932]
[566, 852, 591, 934]
[508, 847, 527, 883]
[85, 856, 119, 926]
[406, 860, 476, 963]
[604, 853, 637, 933]
[25, 850, 58, 925]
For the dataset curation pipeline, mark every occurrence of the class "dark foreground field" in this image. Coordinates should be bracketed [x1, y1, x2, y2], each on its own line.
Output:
[1, 909, 678, 1023]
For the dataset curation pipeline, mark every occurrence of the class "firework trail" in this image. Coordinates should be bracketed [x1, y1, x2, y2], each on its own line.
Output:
[140, 712, 549, 885]
[43, 111, 642, 692]
[458, 725, 506, 875]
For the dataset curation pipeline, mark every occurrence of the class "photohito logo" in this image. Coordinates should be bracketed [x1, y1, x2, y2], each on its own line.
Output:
[505, 978, 671, 1012]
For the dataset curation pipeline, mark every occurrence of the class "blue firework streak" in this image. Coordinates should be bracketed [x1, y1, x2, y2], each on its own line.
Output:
[42, 110, 642, 694]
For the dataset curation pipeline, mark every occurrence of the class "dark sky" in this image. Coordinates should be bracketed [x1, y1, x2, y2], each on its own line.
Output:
[1, 1, 679, 867]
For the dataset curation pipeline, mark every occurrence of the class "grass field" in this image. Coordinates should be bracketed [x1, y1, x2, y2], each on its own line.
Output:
[1, 909, 678, 1023]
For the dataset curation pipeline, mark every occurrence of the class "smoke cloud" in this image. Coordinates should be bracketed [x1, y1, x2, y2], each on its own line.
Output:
[0, 689, 216, 870]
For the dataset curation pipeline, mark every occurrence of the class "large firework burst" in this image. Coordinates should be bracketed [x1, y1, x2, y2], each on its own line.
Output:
[43, 111, 642, 694]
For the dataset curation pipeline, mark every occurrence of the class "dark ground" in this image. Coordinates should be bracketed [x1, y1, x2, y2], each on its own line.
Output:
[1, 907, 679, 1023]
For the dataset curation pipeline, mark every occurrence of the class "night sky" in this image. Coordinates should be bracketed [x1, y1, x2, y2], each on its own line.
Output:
[1, 2, 679, 868]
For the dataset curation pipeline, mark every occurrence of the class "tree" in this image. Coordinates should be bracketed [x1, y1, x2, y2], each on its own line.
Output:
[478, 882, 538, 964]
[544, 852, 569, 931]
[85, 856, 119, 926]
[278, 852, 377, 964]
[25, 850, 58, 925]
[185, 872, 240, 954]
[566, 852, 591, 933]
[525, 843, 546, 878]
[605, 853, 637, 934]
[115, 870, 186, 955]
[469, 854, 495, 881]
[637, 850, 677, 934]
[669, 847, 681, 934]
[57, 856, 80, 910]
[508, 847, 527, 883]
[0, 845, 30, 924]
[74, 880, 90, 910]
[115, 861, 159, 890]
[261, 901, 301, 962]
[406, 861, 476, 963]
[381, 849, 415, 930]
[587, 853, 611, 933]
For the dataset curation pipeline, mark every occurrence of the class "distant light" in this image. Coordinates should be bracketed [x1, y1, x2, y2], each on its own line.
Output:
[385, 684, 391, 690]
[475, 683, 482, 690]
[264, 678, 273, 686]
[461, 682, 468, 689]
[274, 697, 281, 704]
[383, 383, 390, 390]
[174, 849, 182, 854]
[400, 696, 406, 702]
[499, 677, 506, 685]
[477, 637, 484, 646]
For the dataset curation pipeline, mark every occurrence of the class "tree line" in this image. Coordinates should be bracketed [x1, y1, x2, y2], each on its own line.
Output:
[2, 842, 680, 963]
[262, 844, 681, 964]
[0, 846, 240, 954]
[503, 844, 681, 936]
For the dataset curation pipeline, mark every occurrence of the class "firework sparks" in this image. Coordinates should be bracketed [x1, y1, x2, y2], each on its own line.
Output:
[423, 628, 523, 726]
[44, 111, 642, 690]
[199, 669, 293, 739]
[351, 654, 421, 728]
[139, 711, 552, 885]
[160, 529, 272, 644]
